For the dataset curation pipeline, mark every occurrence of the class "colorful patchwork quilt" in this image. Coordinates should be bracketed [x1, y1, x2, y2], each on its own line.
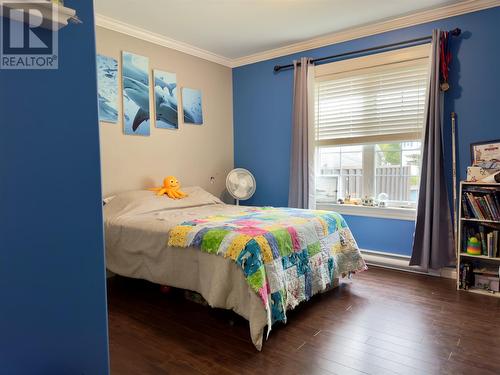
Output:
[168, 207, 366, 333]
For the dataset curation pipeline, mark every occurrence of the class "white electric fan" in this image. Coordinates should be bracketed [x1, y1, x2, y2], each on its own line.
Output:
[226, 168, 256, 205]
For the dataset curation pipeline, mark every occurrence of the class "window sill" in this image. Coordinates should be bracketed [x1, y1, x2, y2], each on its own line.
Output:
[316, 203, 416, 221]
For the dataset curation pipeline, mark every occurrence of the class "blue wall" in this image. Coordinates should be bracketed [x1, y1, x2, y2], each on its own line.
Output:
[0, 1, 109, 373]
[233, 7, 500, 256]
[342, 215, 416, 255]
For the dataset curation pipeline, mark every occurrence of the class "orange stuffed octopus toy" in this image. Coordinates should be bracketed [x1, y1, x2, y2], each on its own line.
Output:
[149, 176, 188, 199]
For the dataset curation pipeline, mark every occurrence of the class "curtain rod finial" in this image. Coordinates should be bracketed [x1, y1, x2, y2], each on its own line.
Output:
[450, 28, 461, 36]
[273, 65, 281, 72]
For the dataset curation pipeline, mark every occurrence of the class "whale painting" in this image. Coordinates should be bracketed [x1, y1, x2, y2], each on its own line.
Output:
[96, 54, 118, 123]
[153, 70, 178, 129]
[122, 51, 150, 136]
[182, 88, 203, 125]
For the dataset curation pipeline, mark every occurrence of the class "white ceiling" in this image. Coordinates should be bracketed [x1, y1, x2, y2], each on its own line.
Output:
[94, 0, 465, 60]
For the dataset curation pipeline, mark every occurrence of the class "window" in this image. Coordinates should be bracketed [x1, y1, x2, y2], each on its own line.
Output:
[316, 142, 421, 206]
[314, 45, 429, 210]
[375, 142, 421, 204]
[316, 145, 363, 203]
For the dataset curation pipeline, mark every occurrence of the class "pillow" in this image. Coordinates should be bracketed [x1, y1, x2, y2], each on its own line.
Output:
[104, 186, 223, 219]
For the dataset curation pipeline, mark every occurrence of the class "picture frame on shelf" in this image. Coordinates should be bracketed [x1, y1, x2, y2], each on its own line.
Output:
[470, 139, 500, 167]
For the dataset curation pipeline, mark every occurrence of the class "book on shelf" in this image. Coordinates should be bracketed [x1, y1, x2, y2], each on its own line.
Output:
[479, 225, 487, 256]
[461, 194, 471, 218]
[462, 187, 500, 221]
[487, 231, 499, 257]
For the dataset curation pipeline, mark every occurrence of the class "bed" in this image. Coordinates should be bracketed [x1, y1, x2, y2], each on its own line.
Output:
[104, 187, 366, 350]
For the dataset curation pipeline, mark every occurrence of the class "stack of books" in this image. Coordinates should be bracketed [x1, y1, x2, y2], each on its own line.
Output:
[462, 187, 500, 221]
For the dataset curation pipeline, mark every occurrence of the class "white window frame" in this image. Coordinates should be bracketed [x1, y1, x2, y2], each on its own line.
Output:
[314, 44, 430, 221]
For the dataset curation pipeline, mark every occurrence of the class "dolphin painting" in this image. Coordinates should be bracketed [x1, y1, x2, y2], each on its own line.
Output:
[154, 86, 178, 128]
[98, 94, 118, 122]
[122, 52, 149, 85]
[153, 70, 179, 129]
[123, 76, 150, 131]
[182, 87, 203, 125]
[96, 54, 118, 123]
[154, 77, 176, 96]
[122, 52, 150, 135]
[183, 107, 197, 124]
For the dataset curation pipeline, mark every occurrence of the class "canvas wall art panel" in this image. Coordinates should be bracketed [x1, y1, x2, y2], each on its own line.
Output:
[96, 54, 118, 123]
[153, 70, 178, 129]
[182, 88, 203, 125]
[122, 51, 150, 136]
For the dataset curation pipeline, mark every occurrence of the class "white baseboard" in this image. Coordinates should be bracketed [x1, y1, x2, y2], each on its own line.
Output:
[438, 267, 457, 280]
[360, 249, 457, 279]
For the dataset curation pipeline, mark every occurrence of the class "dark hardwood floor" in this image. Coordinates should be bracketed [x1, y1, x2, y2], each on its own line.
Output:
[107, 267, 500, 375]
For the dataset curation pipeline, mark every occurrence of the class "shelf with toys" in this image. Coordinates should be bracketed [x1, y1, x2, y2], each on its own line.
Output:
[457, 181, 500, 296]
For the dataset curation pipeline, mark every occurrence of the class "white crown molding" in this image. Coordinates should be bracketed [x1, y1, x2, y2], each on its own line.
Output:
[94, 13, 233, 67]
[94, 0, 500, 69]
[231, 0, 500, 67]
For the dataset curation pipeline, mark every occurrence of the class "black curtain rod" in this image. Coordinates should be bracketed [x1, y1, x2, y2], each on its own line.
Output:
[273, 28, 461, 72]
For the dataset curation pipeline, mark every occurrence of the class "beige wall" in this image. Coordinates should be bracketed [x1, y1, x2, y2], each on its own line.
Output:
[96, 27, 233, 198]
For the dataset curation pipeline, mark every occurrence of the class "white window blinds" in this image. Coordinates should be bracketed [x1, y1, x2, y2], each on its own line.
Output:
[315, 58, 429, 146]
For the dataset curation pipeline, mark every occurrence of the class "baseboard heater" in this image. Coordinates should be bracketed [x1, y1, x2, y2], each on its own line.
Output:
[360, 249, 456, 279]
